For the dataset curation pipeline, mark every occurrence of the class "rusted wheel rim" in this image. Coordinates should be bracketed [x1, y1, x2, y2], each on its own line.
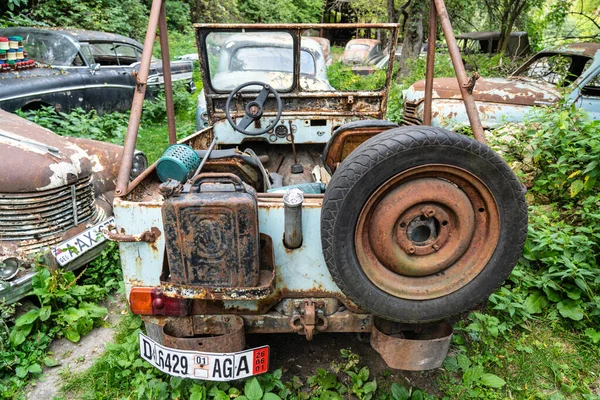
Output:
[355, 164, 499, 300]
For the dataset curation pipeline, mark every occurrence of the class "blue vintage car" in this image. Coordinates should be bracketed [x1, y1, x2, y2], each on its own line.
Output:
[0, 27, 194, 114]
[403, 43, 600, 128]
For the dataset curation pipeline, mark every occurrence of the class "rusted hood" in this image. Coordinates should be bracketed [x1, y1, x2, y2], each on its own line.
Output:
[0, 109, 93, 192]
[408, 77, 560, 106]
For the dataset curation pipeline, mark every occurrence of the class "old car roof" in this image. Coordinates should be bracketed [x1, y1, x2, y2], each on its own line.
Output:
[223, 32, 324, 55]
[347, 38, 380, 47]
[0, 27, 142, 48]
[457, 31, 528, 40]
[543, 42, 600, 58]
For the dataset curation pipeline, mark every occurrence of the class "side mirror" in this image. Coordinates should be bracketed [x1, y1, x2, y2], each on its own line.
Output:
[89, 63, 101, 75]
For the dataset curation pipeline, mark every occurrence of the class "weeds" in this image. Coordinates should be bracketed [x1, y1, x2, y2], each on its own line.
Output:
[0, 243, 121, 398]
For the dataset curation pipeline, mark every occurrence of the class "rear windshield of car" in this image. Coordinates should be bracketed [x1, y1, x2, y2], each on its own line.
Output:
[18, 31, 79, 66]
[230, 47, 316, 75]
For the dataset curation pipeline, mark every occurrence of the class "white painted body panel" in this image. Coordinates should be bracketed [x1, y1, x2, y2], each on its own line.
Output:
[115, 195, 343, 311]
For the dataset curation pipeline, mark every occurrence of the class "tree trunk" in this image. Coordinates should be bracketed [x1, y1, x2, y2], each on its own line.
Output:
[388, 0, 396, 22]
[498, 0, 528, 55]
[396, 0, 425, 80]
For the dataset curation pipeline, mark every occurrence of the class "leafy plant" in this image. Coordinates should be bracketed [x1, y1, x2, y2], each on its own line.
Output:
[327, 62, 387, 91]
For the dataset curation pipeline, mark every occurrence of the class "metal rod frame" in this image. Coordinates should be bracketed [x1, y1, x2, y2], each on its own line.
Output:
[432, 0, 486, 143]
[159, 0, 177, 145]
[423, 0, 437, 126]
[115, 0, 486, 197]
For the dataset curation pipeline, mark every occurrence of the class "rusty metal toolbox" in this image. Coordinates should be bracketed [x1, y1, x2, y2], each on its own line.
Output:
[162, 173, 260, 287]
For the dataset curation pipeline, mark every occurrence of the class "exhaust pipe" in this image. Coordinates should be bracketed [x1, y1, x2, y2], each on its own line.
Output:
[283, 188, 304, 249]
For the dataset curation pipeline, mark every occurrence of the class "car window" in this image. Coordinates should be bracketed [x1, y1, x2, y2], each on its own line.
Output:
[114, 44, 140, 65]
[79, 43, 95, 66]
[582, 61, 600, 97]
[517, 54, 590, 86]
[11, 30, 79, 66]
[90, 43, 119, 66]
[71, 53, 85, 67]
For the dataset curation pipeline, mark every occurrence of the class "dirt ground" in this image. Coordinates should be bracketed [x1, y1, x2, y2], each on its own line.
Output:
[25, 296, 126, 400]
[247, 332, 444, 395]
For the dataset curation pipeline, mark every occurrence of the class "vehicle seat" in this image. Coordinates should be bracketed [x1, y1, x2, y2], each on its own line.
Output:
[322, 120, 399, 175]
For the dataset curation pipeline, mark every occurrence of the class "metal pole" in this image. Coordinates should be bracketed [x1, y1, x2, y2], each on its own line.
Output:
[432, 0, 486, 144]
[423, 0, 437, 126]
[115, 0, 163, 196]
[159, 0, 177, 145]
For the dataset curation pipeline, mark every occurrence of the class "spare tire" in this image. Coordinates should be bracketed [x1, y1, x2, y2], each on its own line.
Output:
[321, 126, 527, 323]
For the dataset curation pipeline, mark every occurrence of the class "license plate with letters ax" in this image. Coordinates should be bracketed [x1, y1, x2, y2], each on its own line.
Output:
[139, 333, 270, 381]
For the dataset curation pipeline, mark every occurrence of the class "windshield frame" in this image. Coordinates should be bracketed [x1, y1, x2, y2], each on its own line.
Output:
[196, 23, 399, 97]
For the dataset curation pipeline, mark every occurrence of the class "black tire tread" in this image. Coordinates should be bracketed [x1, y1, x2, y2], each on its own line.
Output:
[321, 126, 528, 323]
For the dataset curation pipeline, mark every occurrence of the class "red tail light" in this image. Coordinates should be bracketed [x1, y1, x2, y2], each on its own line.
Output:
[129, 287, 190, 316]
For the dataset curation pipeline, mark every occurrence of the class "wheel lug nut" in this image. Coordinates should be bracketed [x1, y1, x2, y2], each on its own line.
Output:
[432, 244, 439, 251]
[407, 246, 415, 254]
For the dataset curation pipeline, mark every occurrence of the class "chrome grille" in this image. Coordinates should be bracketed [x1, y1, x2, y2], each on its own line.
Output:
[0, 177, 97, 253]
[403, 101, 423, 126]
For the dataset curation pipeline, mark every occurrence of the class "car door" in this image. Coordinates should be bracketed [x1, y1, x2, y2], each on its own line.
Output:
[577, 69, 600, 121]
[81, 41, 138, 113]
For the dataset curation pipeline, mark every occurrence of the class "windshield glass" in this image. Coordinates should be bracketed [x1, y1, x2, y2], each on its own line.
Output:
[513, 53, 591, 86]
[230, 47, 316, 75]
[0, 29, 80, 66]
[204, 28, 393, 93]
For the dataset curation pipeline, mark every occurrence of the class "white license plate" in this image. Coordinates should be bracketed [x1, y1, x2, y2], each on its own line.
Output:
[139, 333, 269, 381]
[52, 217, 115, 266]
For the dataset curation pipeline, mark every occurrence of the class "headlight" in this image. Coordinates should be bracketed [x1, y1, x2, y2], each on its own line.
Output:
[0, 258, 20, 281]
[130, 150, 149, 180]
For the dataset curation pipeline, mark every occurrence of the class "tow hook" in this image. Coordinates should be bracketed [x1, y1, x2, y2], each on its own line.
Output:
[288, 300, 328, 341]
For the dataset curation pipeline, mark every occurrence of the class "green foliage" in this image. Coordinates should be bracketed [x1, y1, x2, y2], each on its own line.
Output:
[238, 0, 324, 23]
[486, 104, 600, 330]
[0, 266, 113, 396]
[18, 106, 129, 144]
[28, 0, 150, 41]
[81, 241, 123, 293]
[327, 62, 387, 91]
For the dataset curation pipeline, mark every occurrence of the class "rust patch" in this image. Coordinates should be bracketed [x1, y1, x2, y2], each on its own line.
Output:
[355, 164, 500, 300]
[106, 226, 161, 243]
[370, 319, 453, 371]
[162, 315, 245, 352]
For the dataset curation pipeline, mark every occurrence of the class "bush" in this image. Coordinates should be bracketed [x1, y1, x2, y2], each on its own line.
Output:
[327, 62, 387, 91]
[487, 103, 600, 331]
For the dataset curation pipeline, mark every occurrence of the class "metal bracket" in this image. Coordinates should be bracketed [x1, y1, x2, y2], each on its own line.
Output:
[104, 226, 161, 243]
[159, 179, 183, 198]
[462, 72, 480, 95]
[288, 300, 328, 341]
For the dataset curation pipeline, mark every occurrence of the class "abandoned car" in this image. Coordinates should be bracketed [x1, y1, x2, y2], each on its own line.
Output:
[0, 27, 194, 114]
[403, 42, 600, 129]
[111, 14, 527, 379]
[456, 31, 530, 57]
[0, 109, 147, 304]
[341, 38, 385, 66]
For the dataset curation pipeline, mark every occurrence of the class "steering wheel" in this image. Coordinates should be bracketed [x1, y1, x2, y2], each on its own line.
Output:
[225, 81, 283, 136]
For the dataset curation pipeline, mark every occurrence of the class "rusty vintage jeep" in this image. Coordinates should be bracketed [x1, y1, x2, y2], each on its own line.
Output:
[111, 0, 527, 380]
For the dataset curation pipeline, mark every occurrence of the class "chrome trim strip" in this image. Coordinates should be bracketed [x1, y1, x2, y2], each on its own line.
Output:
[0, 84, 136, 102]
